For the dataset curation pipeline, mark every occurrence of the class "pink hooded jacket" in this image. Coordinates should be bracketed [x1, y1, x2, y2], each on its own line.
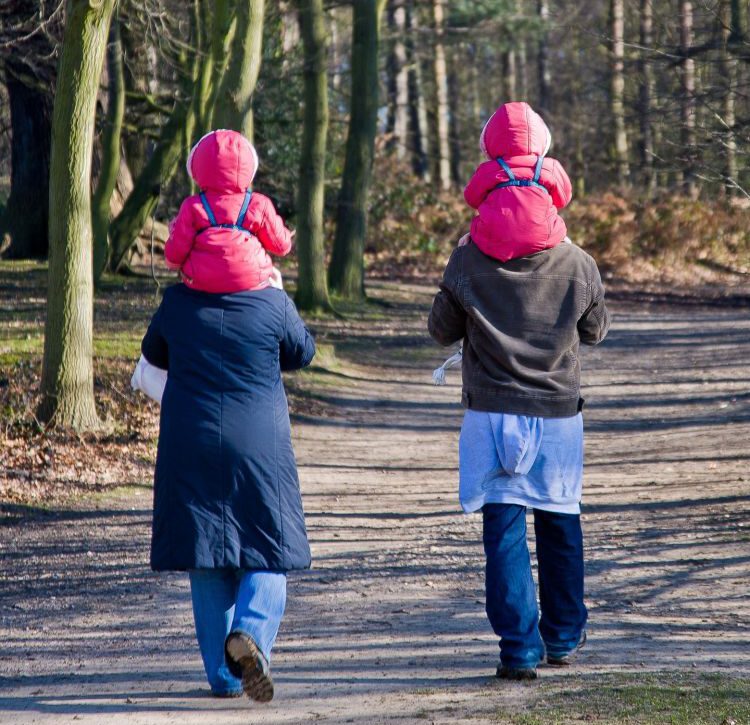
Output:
[164, 129, 293, 294]
[464, 102, 572, 262]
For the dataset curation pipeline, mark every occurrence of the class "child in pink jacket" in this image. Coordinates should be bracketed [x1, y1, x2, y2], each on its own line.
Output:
[165, 129, 293, 294]
[463, 101, 572, 262]
[434, 102, 573, 385]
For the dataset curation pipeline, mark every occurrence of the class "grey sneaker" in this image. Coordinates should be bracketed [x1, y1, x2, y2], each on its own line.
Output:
[547, 629, 587, 666]
[225, 632, 274, 702]
[496, 664, 538, 681]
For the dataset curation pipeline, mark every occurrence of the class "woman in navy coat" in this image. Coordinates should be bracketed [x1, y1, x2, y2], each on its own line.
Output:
[141, 283, 315, 701]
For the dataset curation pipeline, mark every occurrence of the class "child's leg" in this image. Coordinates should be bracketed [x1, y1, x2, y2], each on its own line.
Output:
[229, 570, 287, 661]
[482, 503, 545, 669]
[188, 569, 243, 695]
[533, 509, 587, 657]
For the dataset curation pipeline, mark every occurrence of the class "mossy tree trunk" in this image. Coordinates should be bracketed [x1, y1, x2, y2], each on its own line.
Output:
[328, 0, 386, 301]
[213, 0, 264, 141]
[38, 0, 116, 431]
[294, 0, 331, 312]
[92, 14, 125, 285]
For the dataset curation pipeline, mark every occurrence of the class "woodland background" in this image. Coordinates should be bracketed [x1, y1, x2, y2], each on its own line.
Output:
[0, 0, 749, 435]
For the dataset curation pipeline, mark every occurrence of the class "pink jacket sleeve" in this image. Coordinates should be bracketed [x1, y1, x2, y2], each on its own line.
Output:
[164, 198, 198, 270]
[545, 159, 573, 210]
[464, 162, 500, 210]
[255, 195, 293, 257]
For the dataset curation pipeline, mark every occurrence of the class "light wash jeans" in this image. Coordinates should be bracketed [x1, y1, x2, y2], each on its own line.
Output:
[189, 569, 287, 695]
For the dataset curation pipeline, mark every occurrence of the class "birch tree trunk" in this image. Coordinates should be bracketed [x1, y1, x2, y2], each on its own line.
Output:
[328, 0, 386, 300]
[720, 0, 738, 194]
[432, 0, 451, 191]
[638, 0, 656, 192]
[93, 15, 125, 284]
[294, 0, 332, 311]
[679, 0, 697, 198]
[213, 0, 265, 141]
[406, 1, 430, 180]
[537, 0, 551, 114]
[610, 0, 630, 186]
[39, 0, 116, 430]
[386, 0, 408, 159]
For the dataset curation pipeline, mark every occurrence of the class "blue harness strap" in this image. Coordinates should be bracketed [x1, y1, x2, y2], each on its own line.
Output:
[494, 156, 548, 193]
[198, 189, 254, 233]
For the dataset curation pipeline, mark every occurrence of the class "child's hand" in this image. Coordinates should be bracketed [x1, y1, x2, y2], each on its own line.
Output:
[458, 233, 471, 247]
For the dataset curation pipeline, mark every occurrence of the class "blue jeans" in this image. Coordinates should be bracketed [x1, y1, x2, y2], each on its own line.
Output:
[482, 503, 587, 668]
[189, 569, 287, 695]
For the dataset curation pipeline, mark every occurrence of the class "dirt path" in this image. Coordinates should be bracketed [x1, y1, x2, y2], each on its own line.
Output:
[1, 281, 749, 724]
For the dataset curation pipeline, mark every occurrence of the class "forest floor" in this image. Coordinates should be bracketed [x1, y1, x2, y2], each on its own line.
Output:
[1, 264, 750, 723]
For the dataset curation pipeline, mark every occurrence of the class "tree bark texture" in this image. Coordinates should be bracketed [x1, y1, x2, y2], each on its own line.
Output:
[432, 0, 451, 191]
[680, 0, 697, 198]
[39, 0, 116, 430]
[294, 0, 331, 311]
[93, 15, 125, 284]
[213, 0, 265, 141]
[328, 0, 386, 300]
[610, 0, 629, 186]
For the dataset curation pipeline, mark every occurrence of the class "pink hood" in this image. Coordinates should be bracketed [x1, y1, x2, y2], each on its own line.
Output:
[186, 129, 259, 193]
[479, 102, 551, 160]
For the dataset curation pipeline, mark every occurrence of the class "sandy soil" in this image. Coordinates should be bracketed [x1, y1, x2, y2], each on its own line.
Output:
[1, 281, 749, 724]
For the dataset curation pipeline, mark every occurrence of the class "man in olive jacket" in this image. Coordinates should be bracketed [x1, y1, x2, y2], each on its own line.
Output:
[428, 239, 609, 679]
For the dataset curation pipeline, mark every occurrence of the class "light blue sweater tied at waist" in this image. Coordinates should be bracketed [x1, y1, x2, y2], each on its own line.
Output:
[458, 411, 584, 515]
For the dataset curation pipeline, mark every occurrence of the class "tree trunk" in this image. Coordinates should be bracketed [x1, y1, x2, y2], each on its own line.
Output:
[638, 0, 656, 193]
[447, 52, 462, 185]
[213, 0, 265, 141]
[502, 49, 517, 100]
[120, 8, 151, 178]
[294, 0, 332, 312]
[193, 0, 215, 137]
[93, 15, 125, 284]
[432, 0, 451, 191]
[720, 0, 738, 194]
[610, 0, 629, 186]
[0, 75, 53, 258]
[537, 0, 551, 114]
[679, 0, 697, 198]
[386, 0, 408, 159]
[328, 0, 386, 300]
[39, 0, 116, 430]
[406, 1, 430, 181]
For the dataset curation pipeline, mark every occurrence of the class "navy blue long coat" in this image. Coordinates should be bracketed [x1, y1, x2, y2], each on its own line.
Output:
[141, 284, 315, 572]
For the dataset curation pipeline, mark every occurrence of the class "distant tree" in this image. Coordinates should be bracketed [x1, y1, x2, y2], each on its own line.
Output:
[0, 0, 60, 259]
[39, 0, 116, 430]
[213, 0, 265, 141]
[638, 0, 656, 192]
[679, 0, 697, 198]
[93, 15, 126, 284]
[432, 0, 451, 190]
[610, 0, 629, 186]
[328, 0, 386, 301]
[294, 0, 332, 311]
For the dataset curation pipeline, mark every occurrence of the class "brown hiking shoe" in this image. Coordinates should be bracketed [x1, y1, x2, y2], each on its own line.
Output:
[496, 664, 538, 681]
[225, 632, 274, 703]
